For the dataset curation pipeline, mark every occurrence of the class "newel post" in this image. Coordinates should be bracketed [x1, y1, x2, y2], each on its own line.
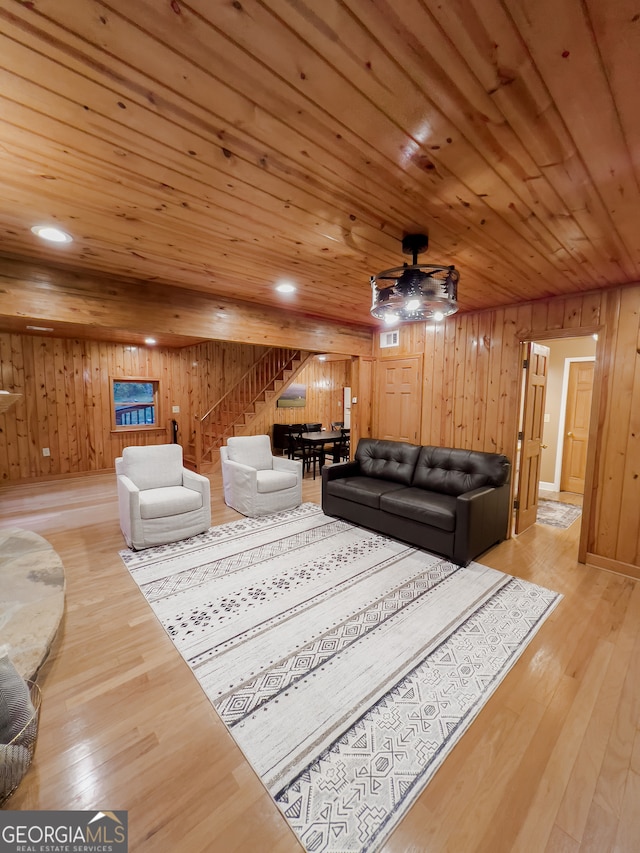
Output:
[194, 416, 203, 472]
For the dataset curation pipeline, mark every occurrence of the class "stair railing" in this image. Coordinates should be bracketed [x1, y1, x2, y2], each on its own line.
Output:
[193, 347, 302, 467]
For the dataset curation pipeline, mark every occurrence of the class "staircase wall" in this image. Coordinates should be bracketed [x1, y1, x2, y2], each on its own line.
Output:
[248, 357, 352, 443]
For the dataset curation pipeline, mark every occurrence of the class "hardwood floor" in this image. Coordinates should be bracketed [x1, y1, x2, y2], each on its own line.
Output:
[2, 472, 638, 852]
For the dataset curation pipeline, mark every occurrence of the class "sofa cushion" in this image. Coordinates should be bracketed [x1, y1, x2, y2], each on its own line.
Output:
[412, 446, 510, 496]
[140, 486, 203, 519]
[256, 469, 298, 494]
[356, 439, 421, 485]
[326, 476, 406, 509]
[380, 488, 458, 532]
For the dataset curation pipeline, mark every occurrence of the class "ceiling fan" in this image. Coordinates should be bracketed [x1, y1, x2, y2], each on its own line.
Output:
[370, 233, 459, 324]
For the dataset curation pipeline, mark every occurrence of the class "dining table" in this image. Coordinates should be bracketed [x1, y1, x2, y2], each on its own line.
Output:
[299, 429, 349, 477]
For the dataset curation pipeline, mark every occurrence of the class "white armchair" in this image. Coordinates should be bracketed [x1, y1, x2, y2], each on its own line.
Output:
[115, 444, 211, 550]
[220, 435, 302, 517]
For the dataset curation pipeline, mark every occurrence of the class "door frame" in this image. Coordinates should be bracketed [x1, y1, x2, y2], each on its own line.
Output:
[512, 328, 603, 564]
[554, 356, 595, 492]
[514, 341, 551, 535]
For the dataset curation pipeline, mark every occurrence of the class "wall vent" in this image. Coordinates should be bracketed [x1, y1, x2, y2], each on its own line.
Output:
[379, 329, 399, 348]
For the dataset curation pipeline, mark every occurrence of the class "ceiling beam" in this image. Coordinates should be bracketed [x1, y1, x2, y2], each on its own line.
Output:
[0, 258, 373, 355]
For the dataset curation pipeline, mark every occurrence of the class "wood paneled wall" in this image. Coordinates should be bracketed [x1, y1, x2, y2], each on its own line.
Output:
[249, 357, 351, 438]
[0, 334, 268, 482]
[372, 284, 640, 574]
[271, 358, 351, 429]
[0, 336, 352, 482]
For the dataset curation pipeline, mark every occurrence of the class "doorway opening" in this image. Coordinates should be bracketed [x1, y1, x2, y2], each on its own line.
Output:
[513, 333, 598, 548]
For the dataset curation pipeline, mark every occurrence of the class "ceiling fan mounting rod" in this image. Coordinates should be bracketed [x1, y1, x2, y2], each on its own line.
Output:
[401, 233, 429, 264]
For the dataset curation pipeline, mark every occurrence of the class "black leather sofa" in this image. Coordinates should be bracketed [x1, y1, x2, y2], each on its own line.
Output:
[322, 438, 511, 565]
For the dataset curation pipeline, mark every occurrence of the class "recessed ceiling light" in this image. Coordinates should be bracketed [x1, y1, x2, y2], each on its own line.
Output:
[276, 282, 296, 294]
[317, 355, 327, 361]
[31, 225, 73, 243]
[145, 337, 156, 345]
[26, 325, 54, 332]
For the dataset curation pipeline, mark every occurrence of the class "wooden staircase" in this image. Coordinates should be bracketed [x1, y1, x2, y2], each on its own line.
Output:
[186, 347, 311, 471]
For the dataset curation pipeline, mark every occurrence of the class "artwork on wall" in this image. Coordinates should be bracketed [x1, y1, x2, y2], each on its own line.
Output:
[277, 383, 306, 408]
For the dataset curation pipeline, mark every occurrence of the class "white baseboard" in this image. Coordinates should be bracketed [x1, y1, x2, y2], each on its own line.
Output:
[539, 481, 557, 492]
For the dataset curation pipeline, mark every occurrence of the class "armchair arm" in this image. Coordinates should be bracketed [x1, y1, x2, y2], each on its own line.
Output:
[221, 458, 259, 516]
[116, 474, 141, 549]
[222, 458, 258, 485]
[454, 483, 511, 565]
[273, 457, 303, 476]
[183, 467, 211, 502]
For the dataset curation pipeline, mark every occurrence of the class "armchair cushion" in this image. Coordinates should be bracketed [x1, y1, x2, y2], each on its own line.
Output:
[226, 435, 273, 471]
[256, 469, 298, 494]
[139, 485, 204, 519]
[121, 443, 184, 490]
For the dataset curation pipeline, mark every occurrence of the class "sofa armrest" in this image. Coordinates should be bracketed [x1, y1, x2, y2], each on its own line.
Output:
[454, 483, 510, 565]
[322, 460, 360, 485]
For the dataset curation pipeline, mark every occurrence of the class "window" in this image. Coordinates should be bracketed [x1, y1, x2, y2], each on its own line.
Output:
[110, 377, 160, 431]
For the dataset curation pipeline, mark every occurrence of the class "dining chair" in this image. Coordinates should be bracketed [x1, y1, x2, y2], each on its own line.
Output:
[337, 427, 351, 461]
[299, 427, 322, 478]
[286, 424, 305, 461]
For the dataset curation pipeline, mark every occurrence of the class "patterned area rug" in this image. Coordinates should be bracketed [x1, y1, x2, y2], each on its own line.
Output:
[537, 498, 582, 529]
[120, 503, 561, 852]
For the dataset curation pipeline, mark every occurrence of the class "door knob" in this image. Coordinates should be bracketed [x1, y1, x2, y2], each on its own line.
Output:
[567, 431, 573, 437]
[541, 444, 548, 449]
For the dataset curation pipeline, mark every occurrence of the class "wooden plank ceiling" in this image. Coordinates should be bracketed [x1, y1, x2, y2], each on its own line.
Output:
[0, 0, 638, 334]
